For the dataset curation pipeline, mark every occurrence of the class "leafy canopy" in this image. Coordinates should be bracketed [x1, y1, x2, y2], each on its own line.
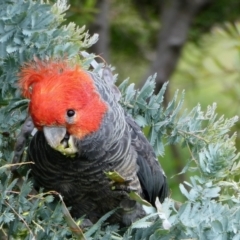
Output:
[0, 0, 240, 239]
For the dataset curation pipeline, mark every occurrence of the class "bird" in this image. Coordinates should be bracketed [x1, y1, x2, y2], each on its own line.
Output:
[17, 59, 168, 227]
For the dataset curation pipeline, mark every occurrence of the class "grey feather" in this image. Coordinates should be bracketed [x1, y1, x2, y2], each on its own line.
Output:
[25, 70, 168, 226]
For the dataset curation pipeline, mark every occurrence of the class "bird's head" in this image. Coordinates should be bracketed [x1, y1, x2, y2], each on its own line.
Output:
[19, 60, 108, 155]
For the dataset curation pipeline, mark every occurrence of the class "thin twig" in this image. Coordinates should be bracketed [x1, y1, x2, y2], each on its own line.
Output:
[5, 201, 36, 239]
[0, 162, 34, 170]
[178, 130, 209, 143]
[6, 190, 59, 201]
[32, 220, 45, 232]
[57, 193, 86, 240]
[95, 54, 107, 66]
[186, 141, 198, 165]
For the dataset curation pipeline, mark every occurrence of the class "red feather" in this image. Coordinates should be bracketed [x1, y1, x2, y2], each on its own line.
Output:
[19, 60, 108, 139]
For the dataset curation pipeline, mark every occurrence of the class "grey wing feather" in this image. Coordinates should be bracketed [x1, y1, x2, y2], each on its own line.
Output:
[125, 114, 168, 205]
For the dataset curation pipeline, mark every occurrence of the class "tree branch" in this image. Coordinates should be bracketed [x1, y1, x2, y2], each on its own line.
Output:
[144, 0, 214, 95]
[89, 0, 110, 62]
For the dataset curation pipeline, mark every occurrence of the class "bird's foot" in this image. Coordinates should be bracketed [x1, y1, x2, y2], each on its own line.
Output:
[120, 200, 146, 226]
[110, 177, 138, 193]
[80, 218, 93, 229]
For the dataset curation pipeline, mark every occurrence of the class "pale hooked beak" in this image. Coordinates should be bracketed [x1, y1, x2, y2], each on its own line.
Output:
[43, 126, 78, 156]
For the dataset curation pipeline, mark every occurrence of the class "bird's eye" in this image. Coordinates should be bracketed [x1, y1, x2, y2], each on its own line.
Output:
[67, 109, 75, 117]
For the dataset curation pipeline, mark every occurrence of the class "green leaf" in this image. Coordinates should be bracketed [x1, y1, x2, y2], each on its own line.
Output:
[130, 213, 158, 229]
[85, 208, 118, 238]
[105, 170, 126, 183]
[3, 212, 15, 223]
[129, 192, 152, 207]
[135, 115, 148, 127]
[179, 184, 189, 199]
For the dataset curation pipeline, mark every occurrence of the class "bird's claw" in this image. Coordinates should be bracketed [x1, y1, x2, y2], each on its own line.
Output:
[109, 177, 137, 193]
[123, 177, 133, 184]
[80, 219, 93, 230]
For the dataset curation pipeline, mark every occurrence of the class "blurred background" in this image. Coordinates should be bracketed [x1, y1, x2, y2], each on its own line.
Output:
[65, 0, 240, 201]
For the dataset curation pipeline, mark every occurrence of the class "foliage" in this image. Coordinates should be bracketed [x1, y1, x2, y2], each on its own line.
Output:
[191, 0, 240, 42]
[0, 0, 240, 239]
[171, 22, 240, 145]
[130, 0, 240, 42]
[68, 0, 159, 82]
[66, 0, 97, 27]
[168, 21, 240, 200]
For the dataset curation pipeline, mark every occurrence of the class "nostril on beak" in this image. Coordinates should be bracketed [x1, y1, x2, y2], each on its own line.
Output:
[61, 132, 70, 148]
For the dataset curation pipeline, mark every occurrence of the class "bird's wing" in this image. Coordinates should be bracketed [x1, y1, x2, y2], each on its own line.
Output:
[125, 115, 168, 205]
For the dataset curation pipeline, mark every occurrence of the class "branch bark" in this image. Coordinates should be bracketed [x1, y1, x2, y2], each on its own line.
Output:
[144, 0, 214, 95]
[89, 0, 110, 62]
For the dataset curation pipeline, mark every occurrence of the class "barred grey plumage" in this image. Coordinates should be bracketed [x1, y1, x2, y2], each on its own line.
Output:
[17, 64, 168, 226]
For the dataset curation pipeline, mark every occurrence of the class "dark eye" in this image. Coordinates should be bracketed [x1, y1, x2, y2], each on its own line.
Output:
[67, 109, 75, 117]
